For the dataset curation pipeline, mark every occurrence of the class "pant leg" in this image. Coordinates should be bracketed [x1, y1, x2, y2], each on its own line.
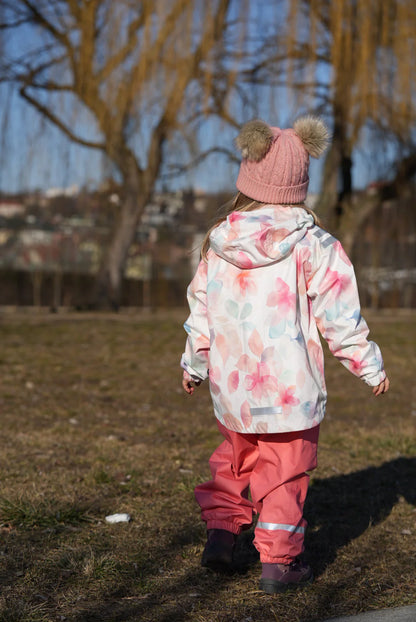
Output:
[251, 425, 320, 563]
[195, 420, 258, 535]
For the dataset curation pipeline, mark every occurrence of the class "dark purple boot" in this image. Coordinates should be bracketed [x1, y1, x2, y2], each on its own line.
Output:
[259, 559, 313, 594]
[201, 528, 236, 571]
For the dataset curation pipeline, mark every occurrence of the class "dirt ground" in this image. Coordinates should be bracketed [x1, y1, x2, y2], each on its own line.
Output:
[0, 309, 415, 621]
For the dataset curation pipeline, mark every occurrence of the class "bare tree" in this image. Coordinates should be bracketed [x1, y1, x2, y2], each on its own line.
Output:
[310, 0, 415, 240]
[0, 0, 262, 307]
[1, 0, 414, 289]
[245, 0, 416, 245]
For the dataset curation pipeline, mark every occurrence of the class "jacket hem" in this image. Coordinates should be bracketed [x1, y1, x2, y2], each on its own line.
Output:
[215, 409, 325, 435]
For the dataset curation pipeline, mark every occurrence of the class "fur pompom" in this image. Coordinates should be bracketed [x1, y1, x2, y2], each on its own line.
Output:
[235, 120, 274, 161]
[293, 116, 330, 158]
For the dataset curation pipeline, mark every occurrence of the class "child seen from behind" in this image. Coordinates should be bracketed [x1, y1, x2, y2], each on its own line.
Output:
[181, 117, 389, 594]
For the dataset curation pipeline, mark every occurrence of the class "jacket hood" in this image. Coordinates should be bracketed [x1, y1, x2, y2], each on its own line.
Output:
[209, 205, 315, 268]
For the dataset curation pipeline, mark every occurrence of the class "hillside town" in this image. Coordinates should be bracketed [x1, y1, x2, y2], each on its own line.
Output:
[0, 186, 228, 308]
[0, 185, 414, 309]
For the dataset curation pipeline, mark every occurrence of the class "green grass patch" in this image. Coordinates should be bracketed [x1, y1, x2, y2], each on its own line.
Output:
[0, 497, 93, 529]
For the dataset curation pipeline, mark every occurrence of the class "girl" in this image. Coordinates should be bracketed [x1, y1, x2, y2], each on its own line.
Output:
[181, 117, 389, 594]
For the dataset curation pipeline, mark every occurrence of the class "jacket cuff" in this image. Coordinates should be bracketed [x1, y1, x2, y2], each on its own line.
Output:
[180, 357, 206, 382]
[362, 369, 386, 386]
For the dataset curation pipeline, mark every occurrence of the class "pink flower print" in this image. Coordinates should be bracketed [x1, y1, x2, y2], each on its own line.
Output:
[244, 362, 278, 400]
[296, 246, 311, 271]
[236, 252, 253, 269]
[194, 334, 210, 353]
[215, 333, 229, 364]
[267, 278, 296, 316]
[334, 240, 352, 266]
[270, 228, 290, 244]
[319, 269, 351, 304]
[223, 413, 243, 432]
[276, 383, 300, 416]
[228, 211, 245, 225]
[209, 366, 221, 395]
[296, 248, 312, 295]
[227, 328, 243, 359]
[248, 329, 263, 357]
[233, 271, 257, 297]
[296, 369, 306, 389]
[256, 227, 290, 258]
[227, 228, 239, 242]
[307, 339, 324, 377]
[220, 392, 233, 413]
[236, 353, 257, 375]
[227, 370, 239, 393]
[209, 366, 221, 381]
[255, 421, 269, 434]
[262, 347, 283, 378]
[207, 279, 223, 305]
[241, 401, 252, 429]
[261, 346, 278, 366]
[314, 313, 325, 336]
[349, 351, 366, 375]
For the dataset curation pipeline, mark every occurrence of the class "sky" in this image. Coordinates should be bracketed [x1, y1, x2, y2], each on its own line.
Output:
[0, 80, 379, 198]
[0, 2, 392, 198]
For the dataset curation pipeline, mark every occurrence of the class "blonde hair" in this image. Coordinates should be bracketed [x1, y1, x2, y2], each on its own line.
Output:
[200, 192, 323, 261]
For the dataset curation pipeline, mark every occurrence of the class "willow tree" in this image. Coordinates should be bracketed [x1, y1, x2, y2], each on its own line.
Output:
[311, 0, 415, 239]
[0, 0, 258, 308]
[250, 0, 416, 244]
[2, 0, 414, 291]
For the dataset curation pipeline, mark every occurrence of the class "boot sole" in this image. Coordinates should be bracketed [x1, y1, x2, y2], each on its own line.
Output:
[259, 572, 313, 594]
[201, 557, 234, 573]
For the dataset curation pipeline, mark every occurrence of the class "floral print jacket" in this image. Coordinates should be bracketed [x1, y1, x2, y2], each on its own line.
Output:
[181, 205, 386, 434]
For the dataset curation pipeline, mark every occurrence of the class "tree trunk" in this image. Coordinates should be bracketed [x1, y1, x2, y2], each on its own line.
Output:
[92, 122, 166, 309]
[317, 114, 355, 238]
[319, 143, 374, 257]
[52, 271, 62, 312]
[32, 271, 42, 308]
[339, 154, 352, 201]
[337, 194, 379, 256]
[317, 131, 342, 229]
[94, 189, 147, 309]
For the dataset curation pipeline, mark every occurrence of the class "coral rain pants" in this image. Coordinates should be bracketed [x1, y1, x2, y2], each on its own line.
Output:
[195, 420, 319, 563]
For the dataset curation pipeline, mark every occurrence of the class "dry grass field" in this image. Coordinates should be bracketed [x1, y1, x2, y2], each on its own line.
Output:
[0, 309, 415, 622]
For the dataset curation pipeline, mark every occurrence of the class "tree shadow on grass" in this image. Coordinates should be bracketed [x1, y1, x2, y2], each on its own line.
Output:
[72, 456, 416, 621]
[2, 458, 413, 621]
[304, 456, 416, 577]
[70, 525, 245, 622]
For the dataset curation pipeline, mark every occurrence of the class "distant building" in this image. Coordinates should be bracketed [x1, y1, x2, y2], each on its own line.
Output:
[0, 200, 25, 218]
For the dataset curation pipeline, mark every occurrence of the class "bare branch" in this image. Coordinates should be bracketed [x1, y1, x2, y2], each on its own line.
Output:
[25, 80, 73, 91]
[126, 0, 194, 103]
[20, 52, 69, 84]
[20, 0, 72, 52]
[162, 146, 239, 179]
[20, 86, 106, 150]
[66, 0, 81, 21]
[141, 0, 232, 195]
[96, 4, 151, 82]
[0, 17, 30, 29]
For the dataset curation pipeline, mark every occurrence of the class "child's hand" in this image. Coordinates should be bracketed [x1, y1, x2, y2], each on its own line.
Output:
[182, 371, 201, 395]
[372, 377, 390, 396]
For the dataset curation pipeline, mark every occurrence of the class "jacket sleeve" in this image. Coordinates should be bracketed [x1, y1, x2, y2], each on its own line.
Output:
[306, 231, 386, 386]
[180, 259, 210, 381]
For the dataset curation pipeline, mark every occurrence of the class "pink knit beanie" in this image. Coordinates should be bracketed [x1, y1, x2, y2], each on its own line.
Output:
[235, 116, 329, 204]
